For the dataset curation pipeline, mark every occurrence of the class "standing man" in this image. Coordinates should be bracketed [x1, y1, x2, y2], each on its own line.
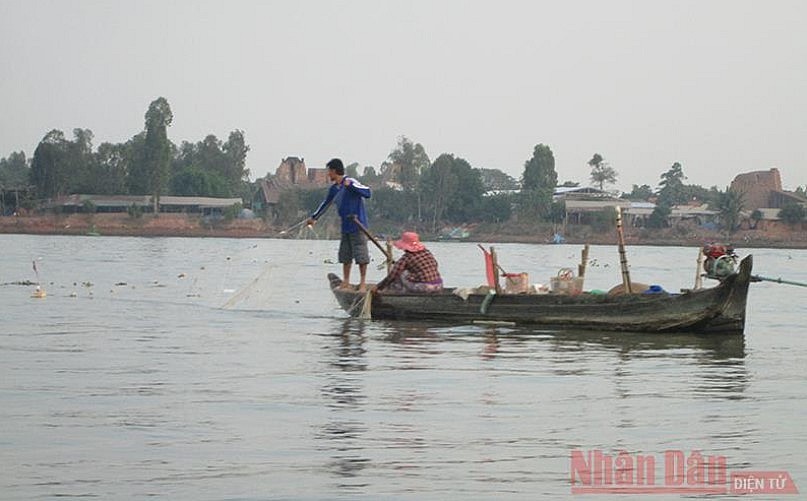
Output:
[307, 158, 372, 291]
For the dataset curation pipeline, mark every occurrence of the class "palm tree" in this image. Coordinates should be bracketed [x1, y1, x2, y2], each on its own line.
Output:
[716, 188, 745, 236]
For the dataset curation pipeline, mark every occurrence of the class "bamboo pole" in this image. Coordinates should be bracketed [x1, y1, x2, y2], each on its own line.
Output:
[350, 215, 393, 264]
[694, 248, 704, 290]
[386, 239, 393, 274]
[578, 244, 590, 278]
[615, 206, 632, 294]
[490, 246, 502, 294]
[751, 275, 807, 288]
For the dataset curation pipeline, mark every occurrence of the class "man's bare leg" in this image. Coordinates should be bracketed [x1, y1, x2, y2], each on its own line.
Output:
[340, 262, 352, 289]
[358, 263, 368, 292]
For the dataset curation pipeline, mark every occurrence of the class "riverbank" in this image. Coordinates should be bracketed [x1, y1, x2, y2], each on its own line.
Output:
[0, 213, 271, 238]
[2, 214, 806, 249]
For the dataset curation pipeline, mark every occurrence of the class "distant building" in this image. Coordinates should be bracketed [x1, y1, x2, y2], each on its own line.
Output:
[272, 157, 330, 188]
[44, 194, 241, 215]
[275, 157, 308, 185]
[553, 186, 614, 201]
[253, 157, 332, 217]
[730, 168, 806, 210]
[253, 177, 292, 213]
[307, 168, 329, 185]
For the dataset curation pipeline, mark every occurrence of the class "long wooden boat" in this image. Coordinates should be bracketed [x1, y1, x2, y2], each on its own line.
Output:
[328, 255, 753, 335]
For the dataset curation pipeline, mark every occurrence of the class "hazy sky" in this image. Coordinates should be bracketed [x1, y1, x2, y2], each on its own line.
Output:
[1, 0, 805, 191]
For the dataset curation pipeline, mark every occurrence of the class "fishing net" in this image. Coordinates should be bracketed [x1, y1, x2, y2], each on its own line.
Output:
[358, 290, 373, 319]
[220, 263, 276, 309]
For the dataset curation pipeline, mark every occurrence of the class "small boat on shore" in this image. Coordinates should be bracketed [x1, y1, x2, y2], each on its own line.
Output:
[327, 255, 753, 335]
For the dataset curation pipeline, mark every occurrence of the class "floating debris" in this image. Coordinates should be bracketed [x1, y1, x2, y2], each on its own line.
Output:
[31, 286, 47, 299]
[115, 282, 127, 286]
[1, 280, 37, 286]
[177, 273, 186, 279]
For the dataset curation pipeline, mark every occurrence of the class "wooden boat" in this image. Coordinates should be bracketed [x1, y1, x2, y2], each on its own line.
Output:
[327, 255, 753, 335]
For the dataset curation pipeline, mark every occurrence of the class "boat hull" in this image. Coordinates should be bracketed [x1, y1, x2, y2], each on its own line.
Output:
[328, 256, 752, 335]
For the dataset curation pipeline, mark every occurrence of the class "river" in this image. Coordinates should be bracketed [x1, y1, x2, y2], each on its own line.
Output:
[1, 234, 805, 499]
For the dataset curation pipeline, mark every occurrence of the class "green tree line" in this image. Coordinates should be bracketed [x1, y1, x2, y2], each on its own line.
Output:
[20, 97, 250, 203]
[4, 107, 804, 230]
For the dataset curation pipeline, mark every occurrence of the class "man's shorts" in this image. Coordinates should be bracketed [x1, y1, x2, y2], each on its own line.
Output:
[338, 231, 370, 264]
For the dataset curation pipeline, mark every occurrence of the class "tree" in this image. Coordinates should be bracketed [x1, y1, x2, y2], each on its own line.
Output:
[622, 184, 654, 201]
[361, 166, 379, 185]
[647, 204, 671, 229]
[778, 202, 805, 226]
[420, 153, 459, 231]
[681, 184, 713, 205]
[222, 129, 250, 191]
[368, 186, 418, 222]
[445, 157, 483, 222]
[750, 209, 763, 229]
[478, 168, 519, 191]
[126, 132, 148, 194]
[170, 167, 229, 197]
[345, 162, 360, 179]
[520, 144, 557, 220]
[90, 142, 130, 194]
[31, 129, 70, 198]
[588, 153, 617, 190]
[388, 136, 430, 191]
[715, 188, 745, 235]
[522, 144, 557, 191]
[389, 136, 430, 220]
[169, 131, 248, 197]
[559, 180, 580, 188]
[0, 151, 29, 188]
[69, 128, 95, 189]
[518, 188, 554, 220]
[479, 194, 513, 222]
[658, 162, 687, 206]
[138, 97, 174, 212]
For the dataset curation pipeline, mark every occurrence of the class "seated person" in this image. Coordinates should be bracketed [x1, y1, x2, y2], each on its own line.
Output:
[374, 232, 443, 293]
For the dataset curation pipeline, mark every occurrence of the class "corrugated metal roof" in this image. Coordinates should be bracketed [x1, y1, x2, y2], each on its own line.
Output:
[53, 194, 241, 208]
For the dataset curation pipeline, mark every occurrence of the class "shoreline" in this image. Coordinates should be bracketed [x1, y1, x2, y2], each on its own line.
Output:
[2, 214, 806, 249]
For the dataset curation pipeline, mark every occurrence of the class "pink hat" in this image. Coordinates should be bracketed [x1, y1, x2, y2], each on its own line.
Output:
[393, 231, 425, 252]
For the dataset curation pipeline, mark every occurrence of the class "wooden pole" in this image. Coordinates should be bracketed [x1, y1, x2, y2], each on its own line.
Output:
[490, 246, 502, 294]
[578, 244, 590, 278]
[695, 248, 704, 290]
[386, 238, 393, 274]
[751, 274, 807, 288]
[615, 206, 632, 294]
[477, 243, 507, 275]
[350, 215, 392, 264]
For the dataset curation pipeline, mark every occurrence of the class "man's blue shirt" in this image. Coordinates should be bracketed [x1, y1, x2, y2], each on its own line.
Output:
[310, 177, 371, 234]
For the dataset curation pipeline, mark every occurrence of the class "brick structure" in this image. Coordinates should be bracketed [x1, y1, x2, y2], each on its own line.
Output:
[730, 168, 782, 210]
[275, 157, 307, 184]
[307, 168, 329, 185]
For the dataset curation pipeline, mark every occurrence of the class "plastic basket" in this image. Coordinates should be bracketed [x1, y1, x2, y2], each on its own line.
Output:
[550, 276, 584, 295]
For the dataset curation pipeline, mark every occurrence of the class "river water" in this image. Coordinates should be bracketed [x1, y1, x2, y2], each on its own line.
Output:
[1, 234, 805, 499]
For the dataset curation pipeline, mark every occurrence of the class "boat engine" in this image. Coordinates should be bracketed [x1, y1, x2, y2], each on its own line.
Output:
[702, 243, 738, 280]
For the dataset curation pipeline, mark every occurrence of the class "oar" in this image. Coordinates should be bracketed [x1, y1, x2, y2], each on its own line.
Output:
[751, 274, 807, 288]
[350, 215, 392, 263]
